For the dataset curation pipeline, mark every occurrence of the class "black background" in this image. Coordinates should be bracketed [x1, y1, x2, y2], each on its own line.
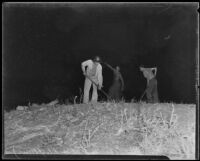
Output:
[3, 3, 198, 110]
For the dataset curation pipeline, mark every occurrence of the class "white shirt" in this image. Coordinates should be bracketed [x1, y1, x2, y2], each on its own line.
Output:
[81, 59, 103, 86]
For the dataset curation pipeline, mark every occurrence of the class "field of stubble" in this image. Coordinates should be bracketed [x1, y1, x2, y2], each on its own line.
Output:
[4, 101, 196, 160]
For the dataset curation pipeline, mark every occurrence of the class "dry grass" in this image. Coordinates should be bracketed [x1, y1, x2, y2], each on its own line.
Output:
[4, 101, 195, 159]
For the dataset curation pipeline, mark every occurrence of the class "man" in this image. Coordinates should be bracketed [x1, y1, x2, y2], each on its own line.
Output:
[140, 66, 159, 103]
[81, 56, 103, 103]
[107, 65, 125, 101]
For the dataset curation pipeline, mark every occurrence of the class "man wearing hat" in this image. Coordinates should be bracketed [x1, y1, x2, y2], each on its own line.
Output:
[81, 56, 103, 103]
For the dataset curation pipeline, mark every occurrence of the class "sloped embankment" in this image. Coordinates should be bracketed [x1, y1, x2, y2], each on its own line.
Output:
[4, 102, 195, 159]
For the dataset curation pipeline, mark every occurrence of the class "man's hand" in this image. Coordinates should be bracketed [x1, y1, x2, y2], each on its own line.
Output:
[98, 84, 102, 90]
[140, 67, 144, 72]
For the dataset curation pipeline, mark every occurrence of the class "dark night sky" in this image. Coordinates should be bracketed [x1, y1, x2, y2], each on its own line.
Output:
[3, 3, 198, 110]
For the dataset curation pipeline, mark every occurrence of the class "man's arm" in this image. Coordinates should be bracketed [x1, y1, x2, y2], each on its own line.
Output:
[119, 73, 125, 91]
[105, 63, 116, 72]
[97, 65, 103, 89]
[151, 67, 157, 76]
[81, 60, 91, 75]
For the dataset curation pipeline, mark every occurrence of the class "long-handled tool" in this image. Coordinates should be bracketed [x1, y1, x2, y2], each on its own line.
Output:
[84, 74, 111, 99]
[139, 89, 146, 101]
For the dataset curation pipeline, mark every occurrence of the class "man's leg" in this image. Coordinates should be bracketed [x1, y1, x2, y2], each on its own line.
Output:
[146, 88, 153, 103]
[108, 86, 113, 99]
[83, 78, 92, 103]
[152, 79, 159, 103]
[91, 83, 98, 102]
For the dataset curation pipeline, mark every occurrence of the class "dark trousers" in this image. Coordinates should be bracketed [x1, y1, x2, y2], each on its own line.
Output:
[108, 81, 122, 101]
[146, 78, 159, 103]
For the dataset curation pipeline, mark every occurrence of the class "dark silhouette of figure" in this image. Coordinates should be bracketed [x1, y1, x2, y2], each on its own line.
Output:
[107, 65, 125, 101]
[140, 67, 159, 103]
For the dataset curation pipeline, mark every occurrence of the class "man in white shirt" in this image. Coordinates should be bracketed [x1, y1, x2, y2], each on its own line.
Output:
[81, 56, 103, 103]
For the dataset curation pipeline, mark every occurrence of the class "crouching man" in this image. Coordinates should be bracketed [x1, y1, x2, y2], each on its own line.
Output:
[81, 56, 103, 103]
[140, 66, 159, 103]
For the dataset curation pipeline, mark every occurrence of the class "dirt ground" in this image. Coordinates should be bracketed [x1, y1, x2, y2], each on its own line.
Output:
[4, 101, 196, 159]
